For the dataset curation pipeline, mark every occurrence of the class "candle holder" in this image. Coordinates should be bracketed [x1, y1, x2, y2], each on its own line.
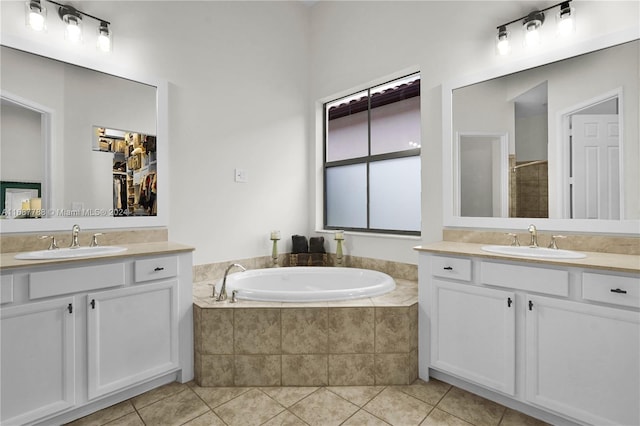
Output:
[270, 231, 281, 268]
[334, 230, 344, 266]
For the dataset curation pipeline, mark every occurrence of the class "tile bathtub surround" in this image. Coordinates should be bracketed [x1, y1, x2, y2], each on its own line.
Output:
[443, 229, 640, 256]
[193, 279, 419, 387]
[193, 255, 418, 283]
[65, 379, 551, 426]
[0, 227, 168, 253]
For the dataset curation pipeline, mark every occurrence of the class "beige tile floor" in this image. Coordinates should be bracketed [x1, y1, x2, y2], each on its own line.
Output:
[66, 379, 550, 426]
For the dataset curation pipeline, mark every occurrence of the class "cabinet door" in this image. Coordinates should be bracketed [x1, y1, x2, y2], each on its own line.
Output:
[1, 297, 76, 425]
[526, 295, 640, 426]
[431, 280, 515, 395]
[87, 280, 178, 400]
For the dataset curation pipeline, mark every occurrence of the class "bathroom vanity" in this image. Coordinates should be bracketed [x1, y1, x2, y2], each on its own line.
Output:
[416, 242, 639, 426]
[0, 242, 193, 426]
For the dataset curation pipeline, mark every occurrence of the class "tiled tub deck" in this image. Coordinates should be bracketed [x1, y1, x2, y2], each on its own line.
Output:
[192, 278, 418, 387]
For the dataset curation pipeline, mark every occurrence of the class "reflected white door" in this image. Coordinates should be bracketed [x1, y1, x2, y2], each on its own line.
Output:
[571, 114, 620, 219]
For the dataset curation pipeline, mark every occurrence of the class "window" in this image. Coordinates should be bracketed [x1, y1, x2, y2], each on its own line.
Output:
[324, 74, 421, 235]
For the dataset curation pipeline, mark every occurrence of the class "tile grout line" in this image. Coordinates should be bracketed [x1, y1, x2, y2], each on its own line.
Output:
[188, 385, 220, 422]
[338, 408, 380, 426]
[232, 308, 236, 386]
[248, 387, 289, 426]
[432, 386, 487, 426]
[131, 400, 147, 426]
[496, 405, 508, 426]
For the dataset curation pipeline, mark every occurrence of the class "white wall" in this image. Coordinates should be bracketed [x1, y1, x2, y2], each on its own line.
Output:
[309, 1, 639, 263]
[1, 1, 638, 266]
[1, 1, 310, 265]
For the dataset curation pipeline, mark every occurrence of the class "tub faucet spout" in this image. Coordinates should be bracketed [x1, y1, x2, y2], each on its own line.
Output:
[217, 263, 246, 302]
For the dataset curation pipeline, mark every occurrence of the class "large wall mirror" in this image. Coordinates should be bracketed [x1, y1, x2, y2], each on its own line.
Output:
[443, 30, 639, 234]
[0, 42, 168, 233]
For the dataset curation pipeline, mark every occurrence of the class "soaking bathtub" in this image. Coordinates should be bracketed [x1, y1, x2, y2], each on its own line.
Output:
[219, 266, 396, 302]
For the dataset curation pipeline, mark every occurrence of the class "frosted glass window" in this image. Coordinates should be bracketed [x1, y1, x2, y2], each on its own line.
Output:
[326, 110, 368, 162]
[323, 73, 421, 235]
[370, 157, 421, 231]
[326, 164, 367, 228]
[371, 96, 421, 155]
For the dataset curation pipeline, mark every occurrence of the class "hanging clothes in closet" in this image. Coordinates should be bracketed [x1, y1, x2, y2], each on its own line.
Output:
[113, 174, 128, 215]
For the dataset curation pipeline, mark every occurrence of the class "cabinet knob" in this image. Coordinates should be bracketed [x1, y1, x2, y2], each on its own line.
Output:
[443, 266, 453, 271]
[154, 267, 165, 272]
[528, 300, 534, 311]
[67, 303, 73, 314]
[507, 297, 513, 307]
[90, 299, 96, 309]
[610, 288, 628, 294]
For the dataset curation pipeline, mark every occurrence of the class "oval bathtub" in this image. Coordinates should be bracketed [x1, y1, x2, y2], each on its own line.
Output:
[222, 267, 396, 302]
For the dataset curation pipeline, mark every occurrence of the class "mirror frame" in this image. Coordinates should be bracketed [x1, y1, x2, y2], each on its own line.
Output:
[443, 28, 640, 234]
[0, 35, 168, 233]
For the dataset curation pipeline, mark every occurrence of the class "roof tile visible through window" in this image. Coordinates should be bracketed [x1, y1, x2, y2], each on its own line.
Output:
[328, 78, 420, 121]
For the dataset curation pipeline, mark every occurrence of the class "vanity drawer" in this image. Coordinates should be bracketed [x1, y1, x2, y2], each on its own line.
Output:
[1, 275, 14, 304]
[480, 262, 568, 296]
[431, 256, 472, 281]
[582, 273, 640, 308]
[135, 256, 177, 283]
[30, 263, 126, 299]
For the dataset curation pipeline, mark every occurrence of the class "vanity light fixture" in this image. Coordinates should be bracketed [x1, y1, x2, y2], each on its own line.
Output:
[495, 0, 575, 56]
[24, 0, 112, 52]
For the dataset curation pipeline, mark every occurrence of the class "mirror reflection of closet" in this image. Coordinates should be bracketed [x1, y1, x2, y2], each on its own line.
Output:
[93, 127, 157, 217]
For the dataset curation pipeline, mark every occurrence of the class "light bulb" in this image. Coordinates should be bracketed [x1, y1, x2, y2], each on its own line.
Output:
[60, 6, 82, 44]
[524, 27, 540, 47]
[496, 26, 510, 56]
[97, 23, 111, 52]
[66, 21, 81, 42]
[29, 11, 45, 31]
[523, 11, 544, 48]
[557, 5, 576, 36]
[25, 1, 46, 32]
[97, 33, 111, 52]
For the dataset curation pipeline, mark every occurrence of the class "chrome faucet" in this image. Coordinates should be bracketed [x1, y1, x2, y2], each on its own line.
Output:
[216, 263, 246, 302]
[70, 224, 81, 248]
[528, 224, 538, 248]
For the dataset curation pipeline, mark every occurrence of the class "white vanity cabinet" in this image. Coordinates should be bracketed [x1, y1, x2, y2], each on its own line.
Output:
[431, 279, 515, 396]
[1, 296, 76, 425]
[525, 294, 640, 426]
[87, 279, 178, 399]
[418, 250, 640, 426]
[0, 248, 193, 426]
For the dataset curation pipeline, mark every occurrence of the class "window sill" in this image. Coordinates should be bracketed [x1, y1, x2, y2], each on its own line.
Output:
[315, 229, 421, 241]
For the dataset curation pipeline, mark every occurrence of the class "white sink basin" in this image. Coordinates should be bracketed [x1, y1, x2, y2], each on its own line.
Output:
[15, 246, 127, 260]
[481, 245, 586, 259]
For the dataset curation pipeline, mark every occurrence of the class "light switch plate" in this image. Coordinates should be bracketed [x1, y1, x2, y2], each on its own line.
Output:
[234, 168, 248, 183]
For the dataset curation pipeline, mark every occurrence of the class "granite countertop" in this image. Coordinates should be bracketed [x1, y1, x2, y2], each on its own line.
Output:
[0, 241, 194, 271]
[415, 241, 640, 274]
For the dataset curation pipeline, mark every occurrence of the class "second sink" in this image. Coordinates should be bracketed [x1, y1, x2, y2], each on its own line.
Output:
[481, 245, 586, 259]
[15, 246, 127, 260]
